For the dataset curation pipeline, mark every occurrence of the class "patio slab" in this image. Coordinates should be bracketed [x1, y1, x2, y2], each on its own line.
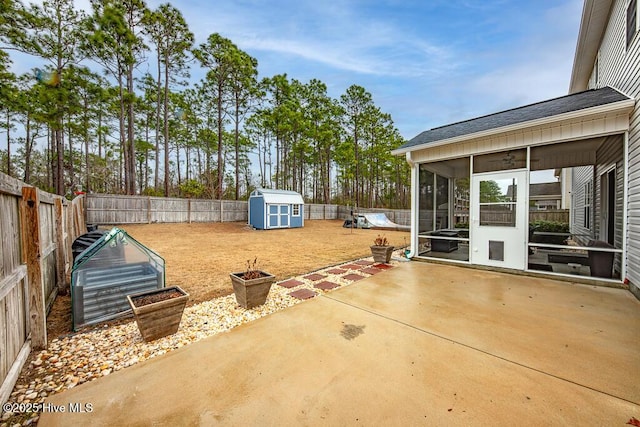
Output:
[40, 262, 640, 426]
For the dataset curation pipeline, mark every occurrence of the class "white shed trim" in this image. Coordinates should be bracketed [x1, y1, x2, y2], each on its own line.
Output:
[252, 189, 304, 205]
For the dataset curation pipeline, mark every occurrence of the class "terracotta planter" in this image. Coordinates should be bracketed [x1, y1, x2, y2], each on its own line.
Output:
[127, 286, 189, 342]
[370, 245, 394, 263]
[230, 271, 275, 309]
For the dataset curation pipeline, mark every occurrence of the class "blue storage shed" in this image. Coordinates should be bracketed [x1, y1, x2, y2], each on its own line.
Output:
[249, 189, 304, 230]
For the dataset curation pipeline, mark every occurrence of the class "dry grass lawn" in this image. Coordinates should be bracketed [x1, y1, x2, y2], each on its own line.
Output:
[119, 220, 409, 303]
[47, 220, 408, 339]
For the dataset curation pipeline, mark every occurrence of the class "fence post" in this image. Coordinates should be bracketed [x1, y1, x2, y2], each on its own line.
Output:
[54, 198, 66, 294]
[147, 197, 151, 224]
[21, 187, 47, 350]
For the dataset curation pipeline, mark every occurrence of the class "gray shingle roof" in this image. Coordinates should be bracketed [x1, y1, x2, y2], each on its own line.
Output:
[398, 86, 631, 152]
[529, 182, 561, 197]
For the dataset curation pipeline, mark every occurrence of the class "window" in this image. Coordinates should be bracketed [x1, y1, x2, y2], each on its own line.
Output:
[479, 178, 517, 227]
[584, 180, 592, 229]
[628, 0, 637, 48]
[292, 204, 300, 216]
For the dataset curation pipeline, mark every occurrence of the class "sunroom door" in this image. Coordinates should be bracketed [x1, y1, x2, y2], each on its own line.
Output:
[470, 170, 527, 270]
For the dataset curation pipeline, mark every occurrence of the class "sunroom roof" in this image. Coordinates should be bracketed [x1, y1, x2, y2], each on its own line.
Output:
[394, 86, 632, 154]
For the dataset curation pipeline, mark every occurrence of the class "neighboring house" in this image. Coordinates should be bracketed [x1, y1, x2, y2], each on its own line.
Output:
[529, 182, 562, 210]
[507, 182, 562, 210]
[393, 0, 639, 298]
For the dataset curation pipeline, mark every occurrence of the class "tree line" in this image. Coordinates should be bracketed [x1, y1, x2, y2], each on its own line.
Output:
[0, 0, 410, 209]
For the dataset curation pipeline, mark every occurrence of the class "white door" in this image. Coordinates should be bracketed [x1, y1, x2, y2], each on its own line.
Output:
[470, 170, 527, 269]
[268, 204, 289, 228]
[268, 204, 279, 228]
[279, 205, 289, 227]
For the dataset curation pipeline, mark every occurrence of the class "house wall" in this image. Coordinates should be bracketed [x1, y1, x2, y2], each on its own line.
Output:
[589, 0, 640, 294]
[571, 165, 595, 246]
[595, 135, 625, 275]
[594, 135, 624, 247]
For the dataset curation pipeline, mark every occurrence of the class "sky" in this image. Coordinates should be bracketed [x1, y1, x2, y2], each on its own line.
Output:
[9, 0, 585, 143]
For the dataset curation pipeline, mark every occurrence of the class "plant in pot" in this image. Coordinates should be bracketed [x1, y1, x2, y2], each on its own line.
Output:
[371, 235, 394, 263]
[230, 258, 275, 309]
[127, 286, 189, 342]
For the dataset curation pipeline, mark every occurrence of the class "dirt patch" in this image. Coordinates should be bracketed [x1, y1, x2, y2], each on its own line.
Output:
[47, 220, 408, 338]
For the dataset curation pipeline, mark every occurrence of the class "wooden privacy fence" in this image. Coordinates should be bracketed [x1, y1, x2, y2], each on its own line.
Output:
[0, 173, 85, 404]
[529, 210, 570, 223]
[85, 194, 412, 226]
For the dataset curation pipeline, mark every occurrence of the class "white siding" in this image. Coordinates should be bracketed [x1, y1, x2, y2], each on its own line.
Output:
[595, 136, 624, 246]
[571, 166, 595, 245]
[595, 135, 625, 274]
[589, 0, 640, 288]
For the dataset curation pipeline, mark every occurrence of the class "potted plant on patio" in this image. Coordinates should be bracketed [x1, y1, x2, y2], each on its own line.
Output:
[127, 286, 189, 342]
[370, 235, 394, 263]
[230, 258, 275, 309]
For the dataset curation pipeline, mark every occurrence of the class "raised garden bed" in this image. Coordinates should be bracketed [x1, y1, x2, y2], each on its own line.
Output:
[127, 286, 189, 342]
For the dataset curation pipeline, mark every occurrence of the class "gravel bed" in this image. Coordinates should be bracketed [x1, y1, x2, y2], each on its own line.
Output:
[1, 254, 403, 426]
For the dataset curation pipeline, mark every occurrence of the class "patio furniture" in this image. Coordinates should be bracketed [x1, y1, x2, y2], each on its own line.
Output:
[431, 230, 459, 253]
[587, 240, 615, 279]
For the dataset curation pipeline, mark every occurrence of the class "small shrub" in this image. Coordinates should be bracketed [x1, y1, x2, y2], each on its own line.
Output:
[243, 257, 262, 280]
[529, 220, 570, 245]
[373, 235, 389, 246]
[179, 179, 205, 199]
[141, 187, 165, 197]
[529, 220, 570, 233]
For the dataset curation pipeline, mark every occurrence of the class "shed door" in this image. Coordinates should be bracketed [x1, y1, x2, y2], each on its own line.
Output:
[280, 205, 289, 227]
[268, 204, 289, 228]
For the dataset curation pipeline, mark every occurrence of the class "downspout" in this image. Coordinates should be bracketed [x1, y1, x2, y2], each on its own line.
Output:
[622, 131, 629, 283]
[406, 151, 419, 259]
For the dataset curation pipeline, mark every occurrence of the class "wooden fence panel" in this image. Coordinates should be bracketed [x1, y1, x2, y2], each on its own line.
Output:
[305, 204, 339, 220]
[529, 210, 570, 223]
[85, 194, 415, 226]
[0, 174, 29, 405]
[222, 200, 248, 222]
[150, 197, 188, 223]
[189, 200, 221, 222]
[0, 172, 82, 404]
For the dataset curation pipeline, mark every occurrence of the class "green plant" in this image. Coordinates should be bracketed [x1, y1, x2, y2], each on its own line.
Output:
[179, 179, 205, 198]
[141, 187, 165, 197]
[529, 220, 570, 233]
[529, 220, 570, 245]
[373, 235, 389, 246]
[243, 257, 262, 279]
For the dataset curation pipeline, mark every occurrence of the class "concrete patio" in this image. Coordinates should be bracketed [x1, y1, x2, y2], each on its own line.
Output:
[40, 262, 640, 426]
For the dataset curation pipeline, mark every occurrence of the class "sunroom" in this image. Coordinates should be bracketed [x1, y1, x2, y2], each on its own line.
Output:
[393, 86, 635, 282]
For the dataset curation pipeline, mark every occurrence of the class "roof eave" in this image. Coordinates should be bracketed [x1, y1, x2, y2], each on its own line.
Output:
[394, 98, 634, 155]
[569, 0, 614, 93]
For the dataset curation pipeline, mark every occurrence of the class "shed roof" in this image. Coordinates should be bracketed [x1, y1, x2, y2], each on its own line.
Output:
[394, 86, 631, 154]
[252, 188, 304, 204]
